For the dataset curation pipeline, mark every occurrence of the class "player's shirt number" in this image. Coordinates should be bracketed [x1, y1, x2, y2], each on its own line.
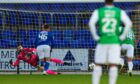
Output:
[39, 32, 48, 40]
[102, 18, 117, 33]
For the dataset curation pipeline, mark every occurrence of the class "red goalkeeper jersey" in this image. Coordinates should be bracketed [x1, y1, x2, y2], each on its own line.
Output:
[14, 48, 38, 67]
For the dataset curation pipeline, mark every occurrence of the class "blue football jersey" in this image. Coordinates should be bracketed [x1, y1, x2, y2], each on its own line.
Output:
[35, 31, 54, 48]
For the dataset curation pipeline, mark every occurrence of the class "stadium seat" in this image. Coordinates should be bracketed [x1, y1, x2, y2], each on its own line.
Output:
[18, 12, 39, 25]
[19, 30, 27, 38]
[0, 14, 2, 25]
[5, 11, 21, 25]
[41, 14, 51, 24]
[133, 60, 140, 65]
[69, 40, 83, 48]
[52, 30, 63, 40]
[0, 2, 138, 12]
[53, 14, 67, 25]
[67, 14, 76, 26]
[20, 37, 35, 48]
[76, 30, 90, 40]
[27, 30, 39, 38]
[54, 40, 69, 48]
[137, 40, 140, 48]
[23, 17, 33, 25]
[63, 29, 75, 41]
[53, 14, 76, 25]
[2, 30, 16, 40]
[69, 39, 96, 48]
[0, 40, 8, 48]
[1, 39, 17, 48]
[80, 39, 95, 48]
[18, 30, 36, 47]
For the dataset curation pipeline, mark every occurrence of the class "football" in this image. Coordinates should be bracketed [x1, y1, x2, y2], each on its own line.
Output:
[89, 63, 96, 70]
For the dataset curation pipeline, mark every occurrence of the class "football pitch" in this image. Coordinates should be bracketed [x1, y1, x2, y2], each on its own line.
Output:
[0, 74, 140, 84]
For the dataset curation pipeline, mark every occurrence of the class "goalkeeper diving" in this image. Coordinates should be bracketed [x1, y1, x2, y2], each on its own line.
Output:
[9, 44, 70, 75]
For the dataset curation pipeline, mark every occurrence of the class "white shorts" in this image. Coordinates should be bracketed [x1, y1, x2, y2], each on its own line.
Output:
[121, 44, 134, 58]
[95, 44, 121, 64]
[119, 58, 124, 66]
[37, 45, 51, 59]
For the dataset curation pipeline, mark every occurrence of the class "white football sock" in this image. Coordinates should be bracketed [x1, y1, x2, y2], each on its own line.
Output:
[128, 61, 133, 71]
[92, 66, 102, 84]
[109, 67, 118, 84]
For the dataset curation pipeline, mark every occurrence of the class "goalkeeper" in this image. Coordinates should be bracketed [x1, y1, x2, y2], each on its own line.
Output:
[9, 44, 70, 75]
[9, 44, 39, 67]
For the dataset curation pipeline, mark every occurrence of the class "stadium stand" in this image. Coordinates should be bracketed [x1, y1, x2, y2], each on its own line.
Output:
[0, 2, 138, 11]
[0, 2, 139, 49]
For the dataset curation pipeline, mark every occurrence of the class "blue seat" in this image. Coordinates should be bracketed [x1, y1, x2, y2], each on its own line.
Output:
[133, 60, 140, 65]
[41, 14, 51, 24]
[0, 3, 138, 12]
[27, 30, 39, 38]
[76, 30, 90, 40]
[19, 30, 27, 38]
[18, 30, 30, 45]
[81, 39, 95, 48]
[23, 17, 33, 25]
[67, 14, 76, 25]
[0, 14, 2, 25]
[69, 40, 84, 48]
[52, 30, 63, 40]
[1, 39, 17, 48]
[53, 14, 69, 25]
[20, 37, 35, 47]
[18, 12, 39, 25]
[2, 30, 16, 40]
[54, 40, 69, 48]
[0, 40, 9, 48]
[63, 30, 75, 41]
[18, 30, 38, 47]
[5, 12, 19, 25]
[137, 41, 140, 48]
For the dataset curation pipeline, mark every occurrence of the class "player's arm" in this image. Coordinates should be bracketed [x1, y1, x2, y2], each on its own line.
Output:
[89, 10, 100, 41]
[120, 10, 132, 41]
[9, 51, 20, 67]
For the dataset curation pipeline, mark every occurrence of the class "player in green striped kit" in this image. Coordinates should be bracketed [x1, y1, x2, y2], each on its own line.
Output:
[89, 0, 132, 84]
[120, 27, 135, 76]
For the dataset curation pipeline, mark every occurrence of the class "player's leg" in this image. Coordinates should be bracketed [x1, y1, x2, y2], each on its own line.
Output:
[119, 58, 125, 72]
[108, 44, 120, 84]
[50, 58, 71, 65]
[43, 45, 60, 75]
[28, 54, 39, 67]
[109, 64, 118, 84]
[50, 58, 64, 64]
[92, 44, 107, 84]
[43, 59, 60, 75]
[37, 45, 47, 71]
[126, 44, 134, 76]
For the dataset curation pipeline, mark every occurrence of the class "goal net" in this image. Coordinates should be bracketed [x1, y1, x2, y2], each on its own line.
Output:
[0, 1, 139, 74]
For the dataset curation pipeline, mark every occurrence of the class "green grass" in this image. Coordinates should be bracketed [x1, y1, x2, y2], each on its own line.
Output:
[0, 74, 140, 84]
